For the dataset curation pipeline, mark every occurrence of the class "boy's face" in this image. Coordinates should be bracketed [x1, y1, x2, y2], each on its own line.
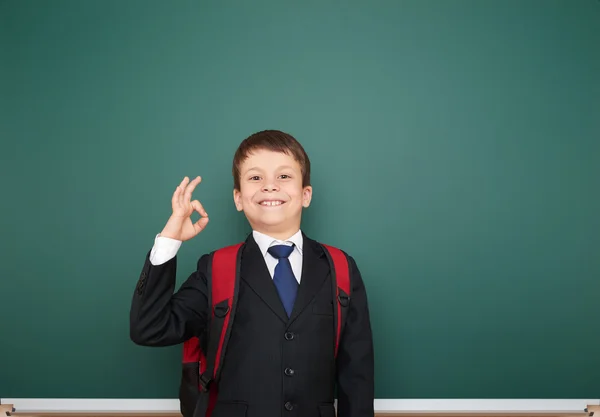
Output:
[233, 149, 312, 239]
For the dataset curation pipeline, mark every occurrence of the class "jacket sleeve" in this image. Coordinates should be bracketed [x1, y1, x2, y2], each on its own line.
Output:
[129, 251, 210, 346]
[335, 255, 375, 417]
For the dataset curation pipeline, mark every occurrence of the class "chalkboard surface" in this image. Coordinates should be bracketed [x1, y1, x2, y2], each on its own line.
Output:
[1, 0, 599, 399]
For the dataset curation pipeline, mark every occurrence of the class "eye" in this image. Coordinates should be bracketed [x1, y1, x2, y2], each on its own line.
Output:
[249, 176, 261, 181]
[279, 174, 291, 179]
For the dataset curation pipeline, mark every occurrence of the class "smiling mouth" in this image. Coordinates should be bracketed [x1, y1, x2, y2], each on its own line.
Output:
[259, 200, 285, 207]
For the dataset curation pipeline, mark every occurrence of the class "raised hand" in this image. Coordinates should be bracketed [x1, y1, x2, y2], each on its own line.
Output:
[159, 176, 209, 241]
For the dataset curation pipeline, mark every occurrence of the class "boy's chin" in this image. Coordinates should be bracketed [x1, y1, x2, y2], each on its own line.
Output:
[246, 214, 301, 231]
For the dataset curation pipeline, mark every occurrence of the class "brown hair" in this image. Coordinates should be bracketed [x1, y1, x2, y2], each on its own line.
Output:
[232, 130, 311, 190]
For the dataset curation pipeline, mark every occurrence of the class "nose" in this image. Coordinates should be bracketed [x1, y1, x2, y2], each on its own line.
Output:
[262, 178, 279, 192]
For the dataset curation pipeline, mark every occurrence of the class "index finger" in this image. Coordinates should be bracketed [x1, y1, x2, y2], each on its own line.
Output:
[191, 200, 208, 218]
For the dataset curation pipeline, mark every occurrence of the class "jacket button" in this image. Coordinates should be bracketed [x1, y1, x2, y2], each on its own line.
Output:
[284, 367, 295, 376]
[284, 332, 294, 340]
[284, 402, 294, 411]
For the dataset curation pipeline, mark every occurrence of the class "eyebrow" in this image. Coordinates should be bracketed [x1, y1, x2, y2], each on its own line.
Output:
[244, 165, 296, 174]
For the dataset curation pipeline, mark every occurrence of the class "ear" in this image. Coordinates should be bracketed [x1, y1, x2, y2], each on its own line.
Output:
[233, 188, 244, 212]
[301, 185, 313, 208]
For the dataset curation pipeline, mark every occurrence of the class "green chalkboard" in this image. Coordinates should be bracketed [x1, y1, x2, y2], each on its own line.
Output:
[1, 0, 599, 400]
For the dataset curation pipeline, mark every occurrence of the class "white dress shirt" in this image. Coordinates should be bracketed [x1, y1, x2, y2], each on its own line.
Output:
[251, 229, 303, 283]
[149, 229, 304, 283]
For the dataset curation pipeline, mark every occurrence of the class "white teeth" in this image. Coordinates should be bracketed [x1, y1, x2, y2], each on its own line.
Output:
[260, 201, 283, 206]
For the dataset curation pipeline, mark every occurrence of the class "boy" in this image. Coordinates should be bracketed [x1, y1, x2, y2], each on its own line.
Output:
[130, 130, 374, 417]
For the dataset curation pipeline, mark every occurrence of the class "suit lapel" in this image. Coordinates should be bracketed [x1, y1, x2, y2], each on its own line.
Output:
[288, 234, 329, 324]
[240, 234, 289, 324]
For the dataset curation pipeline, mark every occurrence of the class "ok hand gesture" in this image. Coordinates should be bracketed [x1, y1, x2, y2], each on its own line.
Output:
[160, 176, 209, 241]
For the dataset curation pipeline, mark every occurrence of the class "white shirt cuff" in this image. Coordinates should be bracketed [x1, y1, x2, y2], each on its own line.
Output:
[149, 234, 182, 265]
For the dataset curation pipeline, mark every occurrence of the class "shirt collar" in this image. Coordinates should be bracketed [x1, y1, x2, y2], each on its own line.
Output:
[253, 229, 304, 257]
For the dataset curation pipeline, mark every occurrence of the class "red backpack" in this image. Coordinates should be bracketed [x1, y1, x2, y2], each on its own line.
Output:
[178, 242, 352, 417]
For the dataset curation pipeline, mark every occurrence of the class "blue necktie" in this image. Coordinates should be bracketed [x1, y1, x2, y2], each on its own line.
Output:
[268, 244, 298, 317]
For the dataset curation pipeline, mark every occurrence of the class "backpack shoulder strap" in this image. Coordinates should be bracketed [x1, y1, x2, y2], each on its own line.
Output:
[207, 242, 244, 380]
[320, 244, 352, 358]
[196, 242, 243, 417]
[201, 242, 244, 387]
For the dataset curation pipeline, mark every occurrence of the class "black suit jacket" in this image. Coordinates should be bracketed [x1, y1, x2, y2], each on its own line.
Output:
[130, 233, 374, 417]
